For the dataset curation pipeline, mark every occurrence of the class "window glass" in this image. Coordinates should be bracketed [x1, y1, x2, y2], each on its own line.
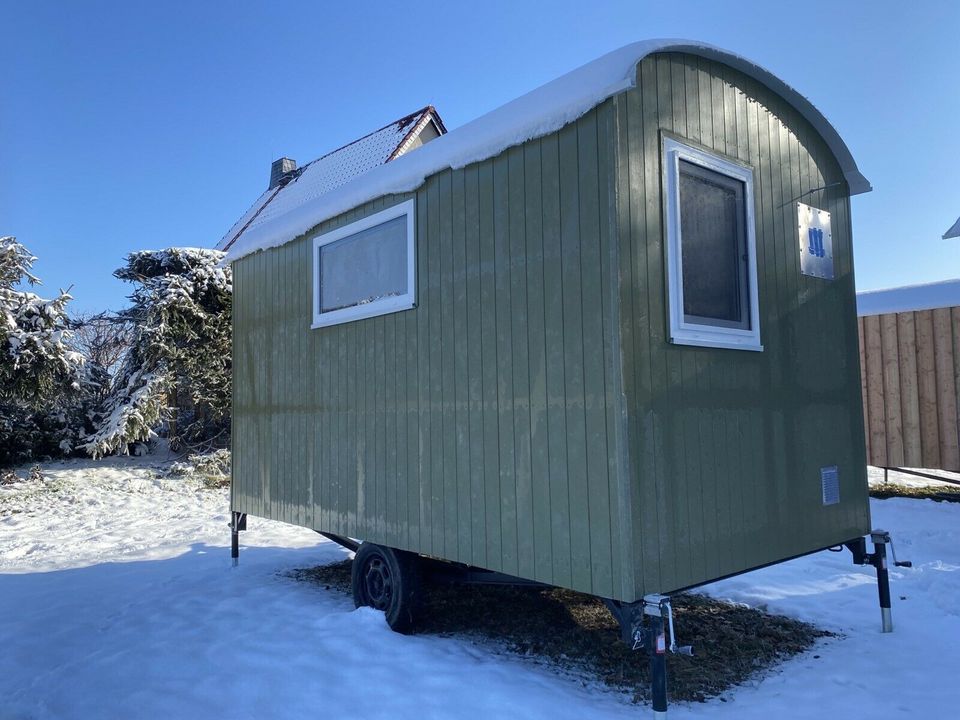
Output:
[319, 215, 407, 313]
[678, 160, 749, 330]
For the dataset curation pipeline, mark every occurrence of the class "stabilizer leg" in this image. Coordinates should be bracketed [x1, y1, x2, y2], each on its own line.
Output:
[872, 532, 893, 633]
[230, 511, 247, 567]
[604, 594, 693, 718]
[845, 529, 911, 633]
[645, 601, 668, 718]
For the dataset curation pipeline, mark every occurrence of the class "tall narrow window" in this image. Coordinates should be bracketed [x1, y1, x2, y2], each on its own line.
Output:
[663, 138, 761, 351]
[312, 199, 415, 328]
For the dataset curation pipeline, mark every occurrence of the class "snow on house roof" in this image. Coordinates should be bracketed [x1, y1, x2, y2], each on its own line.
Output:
[857, 279, 960, 316]
[225, 39, 872, 263]
[217, 107, 445, 251]
[944, 216, 960, 240]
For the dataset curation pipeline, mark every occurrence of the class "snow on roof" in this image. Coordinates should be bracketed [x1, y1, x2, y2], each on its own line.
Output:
[218, 188, 277, 251]
[857, 279, 960, 316]
[226, 39, 871, 263]
[943, 215, 960, 240]
[218, 107, 443, 251]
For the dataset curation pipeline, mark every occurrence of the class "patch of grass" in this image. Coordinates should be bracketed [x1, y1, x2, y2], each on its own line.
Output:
[0, 465, 43, 485]
[198, 474, 230, 489]
[870, 484, 960, 503]
[291, 560, 832, 704]
[167, 449, 231, 489]
[0, 470, 68, 515]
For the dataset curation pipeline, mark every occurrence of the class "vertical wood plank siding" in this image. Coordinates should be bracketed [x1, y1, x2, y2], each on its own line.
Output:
[232, 51, 872, 603]
[614, 54, 870, 597]
[859, 307, 960, 472]
[232, 106, 628, 600]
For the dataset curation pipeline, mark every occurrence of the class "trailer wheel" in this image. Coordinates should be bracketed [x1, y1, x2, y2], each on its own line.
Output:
[351, 543, 421, 634]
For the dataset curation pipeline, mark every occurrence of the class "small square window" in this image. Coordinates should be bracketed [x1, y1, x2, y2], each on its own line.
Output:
[663, 138, 762, 351]
[312, 199, 416, 328]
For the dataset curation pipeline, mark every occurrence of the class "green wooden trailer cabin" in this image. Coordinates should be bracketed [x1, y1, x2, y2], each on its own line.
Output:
[226, 41, 884, 646]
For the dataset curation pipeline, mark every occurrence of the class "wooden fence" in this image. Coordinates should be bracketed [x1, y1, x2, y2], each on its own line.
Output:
[858, 306, 960, 472]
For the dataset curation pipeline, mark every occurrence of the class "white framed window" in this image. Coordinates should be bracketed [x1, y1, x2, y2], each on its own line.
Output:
[311, 199, 416, 329]
[663, 137, 762, 351]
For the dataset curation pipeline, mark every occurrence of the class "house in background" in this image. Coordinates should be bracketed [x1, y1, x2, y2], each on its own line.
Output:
[217, 106, 447, 252]
[944, 215, 960, 240]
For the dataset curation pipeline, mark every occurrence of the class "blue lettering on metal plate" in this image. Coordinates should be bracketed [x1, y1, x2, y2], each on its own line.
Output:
[808, 227, 825, 258]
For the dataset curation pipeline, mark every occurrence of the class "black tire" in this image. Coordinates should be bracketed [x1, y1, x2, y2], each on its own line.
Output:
[351, 543, 421, 634]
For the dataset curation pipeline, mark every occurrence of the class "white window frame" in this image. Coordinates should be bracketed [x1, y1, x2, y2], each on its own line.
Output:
[663, 137, 762, 352]
[311, 199, 416, 329]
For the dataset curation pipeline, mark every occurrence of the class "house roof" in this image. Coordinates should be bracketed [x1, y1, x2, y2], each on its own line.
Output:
[857, 278, 960, 316]
[217, 106, 446, 251]
[944, 215, 960, 240]
[226, 39, 872, 263]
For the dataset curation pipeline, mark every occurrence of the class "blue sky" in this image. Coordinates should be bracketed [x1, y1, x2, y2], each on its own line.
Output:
[2, 0, 957, 313]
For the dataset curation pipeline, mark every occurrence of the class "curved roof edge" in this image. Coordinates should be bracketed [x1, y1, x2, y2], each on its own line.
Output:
[667, 42, 871, 196]
[227, 39, 870, 262]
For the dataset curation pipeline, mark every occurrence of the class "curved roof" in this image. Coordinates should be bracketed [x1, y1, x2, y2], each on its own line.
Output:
[662, 42, 871, 196]
[227, 39, 871, 262]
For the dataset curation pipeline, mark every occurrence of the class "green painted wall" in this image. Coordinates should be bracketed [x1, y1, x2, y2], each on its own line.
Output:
[231, 51, 870, 603]
[613, 53, 870, 598]
[232, 109, 630, 600]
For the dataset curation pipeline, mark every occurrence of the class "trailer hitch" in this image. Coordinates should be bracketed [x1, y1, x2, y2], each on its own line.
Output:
[845, 529, 911, 633]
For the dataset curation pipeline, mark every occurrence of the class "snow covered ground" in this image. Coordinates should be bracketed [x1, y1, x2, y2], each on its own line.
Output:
[1, 456, 957, 720]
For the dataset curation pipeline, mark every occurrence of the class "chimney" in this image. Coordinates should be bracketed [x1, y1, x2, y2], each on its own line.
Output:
[269, 157, 297, 190]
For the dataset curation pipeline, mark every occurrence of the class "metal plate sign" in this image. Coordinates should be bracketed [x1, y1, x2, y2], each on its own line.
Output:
[798, 202, 834, 280]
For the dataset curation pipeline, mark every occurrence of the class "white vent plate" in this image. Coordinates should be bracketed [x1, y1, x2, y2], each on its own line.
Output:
[821, 465, 840, 506]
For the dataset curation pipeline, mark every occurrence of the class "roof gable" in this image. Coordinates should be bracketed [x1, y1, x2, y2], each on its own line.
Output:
[944, 215, 960, 240]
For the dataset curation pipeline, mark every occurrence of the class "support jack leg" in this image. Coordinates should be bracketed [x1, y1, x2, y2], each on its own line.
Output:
[604, 594, 692, 718]
[230, 511, 247, 567]
[646, 603, 668, 718]
[845, 529, 911, 633]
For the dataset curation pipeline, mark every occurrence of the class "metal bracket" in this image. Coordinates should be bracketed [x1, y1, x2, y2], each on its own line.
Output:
[232, 512, 247, 532]
[642, 594, 693, 656]
[872, 529, 911, 568]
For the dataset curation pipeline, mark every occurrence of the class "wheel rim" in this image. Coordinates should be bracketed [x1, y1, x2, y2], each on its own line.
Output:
[362, 555, 393, 610]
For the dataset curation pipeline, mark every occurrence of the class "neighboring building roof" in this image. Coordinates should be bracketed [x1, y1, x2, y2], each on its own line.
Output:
[218, 106, 446, 251]
[857, 279, 960, 316]
[226, 39, 872, 263]
[943, 215, 960, 240]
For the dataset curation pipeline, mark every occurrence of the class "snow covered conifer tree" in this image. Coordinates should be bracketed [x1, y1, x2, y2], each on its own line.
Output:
[0, 236, 89, 466]
[0, 236, 84, 407]
[84, 248, 231, 457]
